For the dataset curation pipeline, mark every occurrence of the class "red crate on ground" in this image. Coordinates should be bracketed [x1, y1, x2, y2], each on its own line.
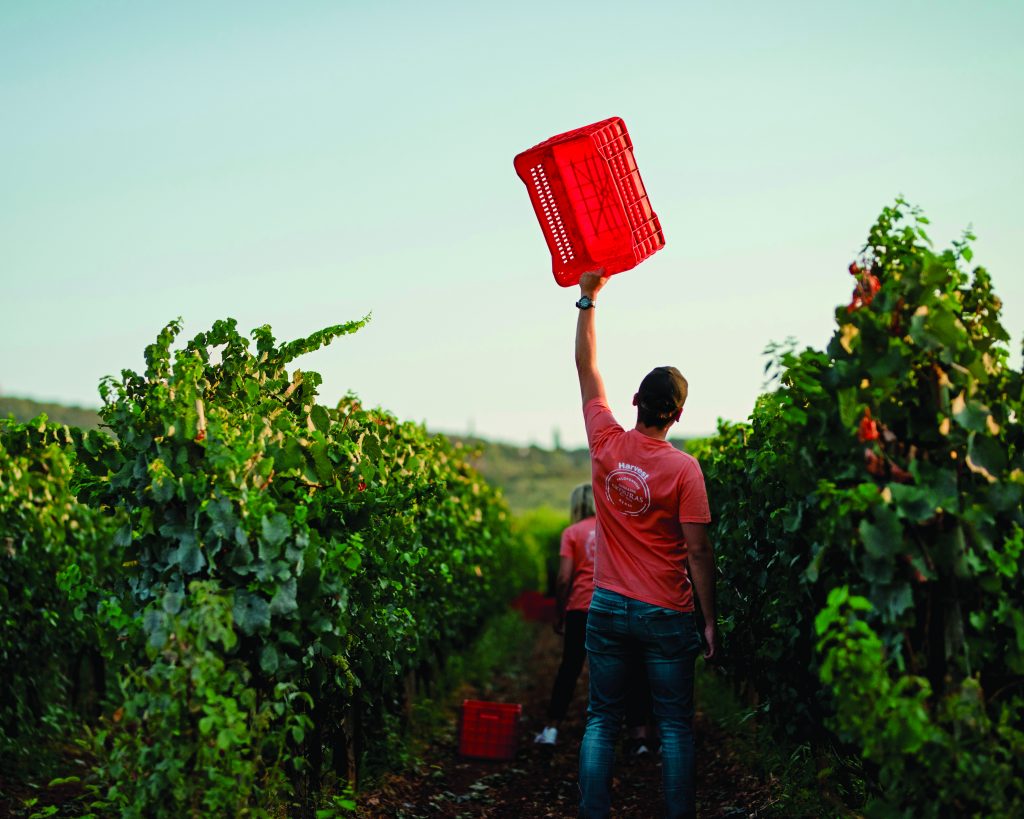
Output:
[514, 116, 665, 287]
[458, 700, 522, 760]
[511, 589, 557, 624]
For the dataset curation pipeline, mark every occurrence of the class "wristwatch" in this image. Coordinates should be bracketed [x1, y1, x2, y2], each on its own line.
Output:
[575, 296, 596, 310]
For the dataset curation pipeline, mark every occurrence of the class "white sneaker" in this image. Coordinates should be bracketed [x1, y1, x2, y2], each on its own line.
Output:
[533, 726, 558, 745]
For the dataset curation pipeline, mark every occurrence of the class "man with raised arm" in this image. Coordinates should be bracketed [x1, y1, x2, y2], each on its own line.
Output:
[573, 271, 718, 819]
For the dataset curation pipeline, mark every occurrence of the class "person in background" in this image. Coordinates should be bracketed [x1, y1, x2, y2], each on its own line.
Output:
[573, 270, 718, 819]
[534, 483, 597, 746]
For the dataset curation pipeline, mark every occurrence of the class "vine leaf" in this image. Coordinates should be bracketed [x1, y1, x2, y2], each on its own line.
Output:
[270, 578, 298, 616]
[233, 591, 271, 635]
[262, 513, 291, 548]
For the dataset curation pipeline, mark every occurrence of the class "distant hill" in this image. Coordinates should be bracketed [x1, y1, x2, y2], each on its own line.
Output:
[0, 395, 701, 512]
[0, 395, 102, 430]
[451, 437, 593, 514]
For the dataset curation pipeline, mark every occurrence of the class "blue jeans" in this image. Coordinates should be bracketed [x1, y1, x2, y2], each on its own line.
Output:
[579, 588, 700, 818]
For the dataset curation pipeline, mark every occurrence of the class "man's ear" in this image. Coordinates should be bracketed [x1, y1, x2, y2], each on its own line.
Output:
[632, 393, 640, 407]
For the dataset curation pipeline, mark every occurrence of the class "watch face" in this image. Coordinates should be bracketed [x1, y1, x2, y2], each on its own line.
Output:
[577, 297, 592, 308]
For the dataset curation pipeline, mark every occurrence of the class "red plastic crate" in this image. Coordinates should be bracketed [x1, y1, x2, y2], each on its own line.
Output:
[510, 590, 557, 624]
[514, 116, 665, 287]
[458, 699, 521, 760]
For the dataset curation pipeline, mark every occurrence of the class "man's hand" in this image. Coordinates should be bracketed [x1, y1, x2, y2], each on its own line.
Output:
[579, 270, 609, 299]
[702, 622, 719, 661]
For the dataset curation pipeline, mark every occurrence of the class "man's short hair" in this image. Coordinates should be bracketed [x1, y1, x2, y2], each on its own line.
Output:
[636, 366, 688, 428]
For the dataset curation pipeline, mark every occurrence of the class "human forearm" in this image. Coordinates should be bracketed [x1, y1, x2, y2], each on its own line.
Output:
[683, 522, 718, 659]
[687, 547, 717, 626]
[552, 564, 572, 634]
[575, 307, 597, 377]
[555, 557, 574, 624]
[575, 271, 608, 404]
[555, 578, 570, 619]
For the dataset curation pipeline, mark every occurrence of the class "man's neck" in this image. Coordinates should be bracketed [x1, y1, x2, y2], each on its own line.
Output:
[634, 421, 672, 441]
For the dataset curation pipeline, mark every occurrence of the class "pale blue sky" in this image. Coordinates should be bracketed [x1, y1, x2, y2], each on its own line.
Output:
[2, 1, 1022, 447]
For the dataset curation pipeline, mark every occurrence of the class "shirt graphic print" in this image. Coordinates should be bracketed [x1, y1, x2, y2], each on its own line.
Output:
[605, 462, 652, 516]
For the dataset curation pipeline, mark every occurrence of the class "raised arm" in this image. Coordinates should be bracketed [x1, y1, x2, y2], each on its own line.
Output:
[575, 271, 609, 405]
[682, 521, 718, 660]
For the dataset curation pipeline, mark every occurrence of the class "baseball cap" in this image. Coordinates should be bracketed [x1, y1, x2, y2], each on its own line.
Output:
[637, 366, 688, 415]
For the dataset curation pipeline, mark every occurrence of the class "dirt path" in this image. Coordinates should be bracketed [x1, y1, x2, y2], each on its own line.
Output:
[359, 615, 775, 818]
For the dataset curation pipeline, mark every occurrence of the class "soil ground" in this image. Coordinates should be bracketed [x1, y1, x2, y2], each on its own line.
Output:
[358, 617, 777, 818]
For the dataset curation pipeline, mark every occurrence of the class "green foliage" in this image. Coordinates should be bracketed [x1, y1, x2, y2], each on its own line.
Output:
[362, 610, 535, 782]
[695, 663, 864, 816]
[513, 506, 568, 594]
[0, 418, 122, 773]
[816, 588, 1024, 818]
[77, 315, 537, 809]
[437, 609, 535, 694]
[691, 200, 1024, 814]
[94, 581, 312, 818]
[314, 785, 357, 818]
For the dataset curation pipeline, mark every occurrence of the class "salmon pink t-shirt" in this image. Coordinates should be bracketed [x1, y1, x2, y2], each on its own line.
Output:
[584, 397, 711, 612]
[559, 517, 597, 612]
